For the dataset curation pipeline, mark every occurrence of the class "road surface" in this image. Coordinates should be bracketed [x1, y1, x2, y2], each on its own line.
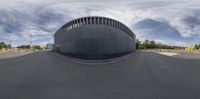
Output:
[0, 51, 200, 99]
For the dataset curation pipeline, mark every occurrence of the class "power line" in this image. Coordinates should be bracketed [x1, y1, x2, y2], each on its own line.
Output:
[0, 28, 54, 47]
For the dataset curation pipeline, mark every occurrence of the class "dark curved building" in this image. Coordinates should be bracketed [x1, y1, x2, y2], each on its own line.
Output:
[54, 16, 136, 59]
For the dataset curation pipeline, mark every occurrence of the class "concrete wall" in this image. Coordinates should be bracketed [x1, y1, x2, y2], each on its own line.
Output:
[54, 16, 135, 59]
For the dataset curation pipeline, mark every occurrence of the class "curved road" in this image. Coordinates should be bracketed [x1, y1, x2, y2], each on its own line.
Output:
[0, 51, 200, 99]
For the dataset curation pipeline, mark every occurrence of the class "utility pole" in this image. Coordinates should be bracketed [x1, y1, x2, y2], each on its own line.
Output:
[9, 40, 12, 48]
[9, 40, 12, 45]
[29, 33, 32, 49]
[8, 40, 12, 52]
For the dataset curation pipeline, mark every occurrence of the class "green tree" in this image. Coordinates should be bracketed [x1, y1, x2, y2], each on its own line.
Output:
[33, 45, 42, 50]
[8, 44, 11, 48]
[199, 44, 200, 49]
[195, 44, 199, 49]
[143, 40, 150, 49]
[0, 42, 7, 49]
[150, 40, 156, 49]
[139, 44, 145, 49]
[136, 39, 141, 49]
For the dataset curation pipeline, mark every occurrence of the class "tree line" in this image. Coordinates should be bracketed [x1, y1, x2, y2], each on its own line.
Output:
[194, 44, 200, 49]
[17, 45, 42, 50]
[0, 42, 11, 49]
[136, 39, 186, 50]
[0, 41, 42, 50]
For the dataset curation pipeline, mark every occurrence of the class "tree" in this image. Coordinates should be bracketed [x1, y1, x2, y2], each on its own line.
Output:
[17, 45, 30, 49]
[135, 39, 185, 50]
[136, 39, 141, 49]
[150, 40, 156, 48]
[0, 42, 7, 49]
[33, 45, 42, 50]
[143, 40, 150, 49]
[199, 44, 200, 49]
[139, 44, 145, 49]
[195, 44, 199, 49]
[7, 44, 11, 48]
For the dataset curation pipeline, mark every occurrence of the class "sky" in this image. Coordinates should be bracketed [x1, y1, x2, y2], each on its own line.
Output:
[0, 0, 200, 47]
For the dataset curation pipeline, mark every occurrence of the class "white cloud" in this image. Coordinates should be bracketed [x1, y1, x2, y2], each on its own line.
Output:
[0, 0, 200, 46]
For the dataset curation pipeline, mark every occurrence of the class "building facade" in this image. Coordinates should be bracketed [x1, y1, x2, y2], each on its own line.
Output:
[54, 16, 136, 59]
[46, 43, 54, 49]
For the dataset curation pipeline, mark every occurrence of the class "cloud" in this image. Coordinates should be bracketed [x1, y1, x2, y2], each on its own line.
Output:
[0, 0, 200, 47]
[133, 18, 198, 47]
[169, 9, 200, 38]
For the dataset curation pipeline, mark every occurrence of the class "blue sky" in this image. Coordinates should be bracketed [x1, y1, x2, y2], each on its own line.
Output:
[0, 0, 200, 47]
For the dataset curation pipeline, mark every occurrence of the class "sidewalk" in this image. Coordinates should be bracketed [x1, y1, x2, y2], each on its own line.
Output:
[0, 51, 34, 59]
[153, 50, 200, 59]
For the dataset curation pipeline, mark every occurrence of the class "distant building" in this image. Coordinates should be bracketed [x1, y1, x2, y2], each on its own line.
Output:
[54, 16, 136, 59]
[46, 43, 54, 49]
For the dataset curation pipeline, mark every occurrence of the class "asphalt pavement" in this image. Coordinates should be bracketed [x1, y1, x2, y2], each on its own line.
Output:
[0, 51, 200, 99]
